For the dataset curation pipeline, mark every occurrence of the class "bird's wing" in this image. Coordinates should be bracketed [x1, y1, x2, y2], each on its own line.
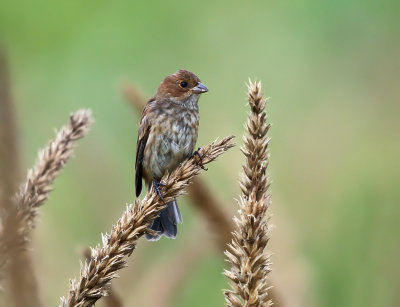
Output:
[135, 100, 154, 197]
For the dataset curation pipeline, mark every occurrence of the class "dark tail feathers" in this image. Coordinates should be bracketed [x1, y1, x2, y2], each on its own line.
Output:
[145, 200, 182, 241]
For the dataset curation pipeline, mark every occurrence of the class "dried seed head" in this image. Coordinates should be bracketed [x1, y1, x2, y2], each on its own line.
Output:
[0, 109, 93, 277]
[60, 136, 235, 307]
[224, 81, 273, 307]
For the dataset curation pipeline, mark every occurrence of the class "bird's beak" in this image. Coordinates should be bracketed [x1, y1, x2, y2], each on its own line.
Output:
[192, 82, 208, 94]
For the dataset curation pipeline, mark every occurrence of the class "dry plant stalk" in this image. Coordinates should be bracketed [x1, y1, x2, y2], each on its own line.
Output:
[0, 47, 20, 211]
[224, 81, 272, 307]
[187, 178, 233, 248]
[60, 136, 235, 307]
[0, 46, 20, 281]
[0, 110, 93, 273]
[122, 83, 234, 249]
[0, 48, 43, 307]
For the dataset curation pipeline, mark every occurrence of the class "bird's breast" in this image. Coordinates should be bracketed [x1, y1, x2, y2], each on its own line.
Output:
[144, 108, 199, 180]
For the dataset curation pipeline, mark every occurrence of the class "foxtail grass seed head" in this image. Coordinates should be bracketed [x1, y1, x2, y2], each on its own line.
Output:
[16, 109, 93, 228]
[0, 110, 93, 275]
[224, 81, 272, 307]
[61, 136, 235, 307]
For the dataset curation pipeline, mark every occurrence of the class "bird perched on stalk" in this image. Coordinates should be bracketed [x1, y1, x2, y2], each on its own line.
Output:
[135, 69, 208, 241]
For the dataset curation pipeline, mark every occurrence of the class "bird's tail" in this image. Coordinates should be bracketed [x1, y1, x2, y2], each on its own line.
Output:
[145, 199, 182, 241]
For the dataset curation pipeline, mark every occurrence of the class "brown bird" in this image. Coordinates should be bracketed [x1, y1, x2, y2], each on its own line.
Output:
[135, 69, 208, 240]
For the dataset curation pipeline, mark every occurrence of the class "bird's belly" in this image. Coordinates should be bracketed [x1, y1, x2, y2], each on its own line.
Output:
[147, 123, 197, 180]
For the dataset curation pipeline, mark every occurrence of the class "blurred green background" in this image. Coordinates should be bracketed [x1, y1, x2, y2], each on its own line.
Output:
[1, 0, 399, 306]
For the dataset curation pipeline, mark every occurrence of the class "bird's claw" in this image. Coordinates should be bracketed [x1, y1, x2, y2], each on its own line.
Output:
[192, 147, 208, 171]
[153, 179, 165, 202]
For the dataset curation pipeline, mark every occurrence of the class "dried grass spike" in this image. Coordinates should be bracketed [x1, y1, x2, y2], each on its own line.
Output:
[16, 109, 93, 228]
[224, 80, 273, 307]
[0, 109, 93, 275]
[60, 136, 235, 307]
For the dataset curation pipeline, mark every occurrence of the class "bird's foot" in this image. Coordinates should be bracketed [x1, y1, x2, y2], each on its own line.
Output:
[191, 147, 208, 171]
[153, 179, 165, 202]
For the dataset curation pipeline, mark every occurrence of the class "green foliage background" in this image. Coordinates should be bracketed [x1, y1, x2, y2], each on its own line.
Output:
[1, 0, 399, 306]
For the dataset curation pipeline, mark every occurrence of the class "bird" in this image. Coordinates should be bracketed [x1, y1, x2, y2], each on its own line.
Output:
[135, 69, 208, 241]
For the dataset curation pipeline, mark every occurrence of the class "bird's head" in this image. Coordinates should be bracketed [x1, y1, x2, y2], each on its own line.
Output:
[156, 69, 208, 104]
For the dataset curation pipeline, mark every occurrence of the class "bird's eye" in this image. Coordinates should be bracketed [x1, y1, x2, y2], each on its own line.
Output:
[180, 81, 188, 88]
